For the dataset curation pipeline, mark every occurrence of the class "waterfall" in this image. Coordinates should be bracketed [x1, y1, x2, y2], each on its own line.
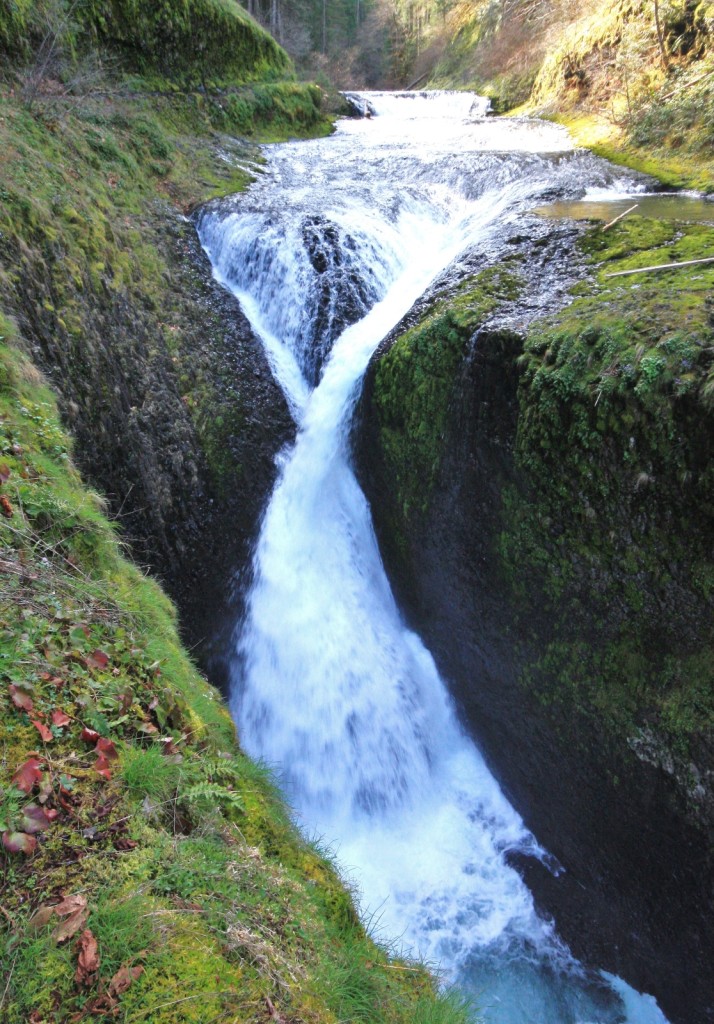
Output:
[199, 92, 668, 1024]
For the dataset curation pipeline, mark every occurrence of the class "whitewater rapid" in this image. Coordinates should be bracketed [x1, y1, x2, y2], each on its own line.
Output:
[198, 92, 669, 1024]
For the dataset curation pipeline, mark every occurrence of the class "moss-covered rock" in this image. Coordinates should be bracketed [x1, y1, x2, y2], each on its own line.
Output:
[358, 216, 714, 1024]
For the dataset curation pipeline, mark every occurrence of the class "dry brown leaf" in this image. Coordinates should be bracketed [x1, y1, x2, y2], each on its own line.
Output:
[28, 904, 58, 931]
[54, 894, 87, 917]
[75, 929, 100, 987]
[108, 964, 143, 997]
[52, 906, 90, 943]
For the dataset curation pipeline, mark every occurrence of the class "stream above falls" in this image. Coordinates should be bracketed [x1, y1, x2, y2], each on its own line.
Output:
[198, 91, 671, 1024]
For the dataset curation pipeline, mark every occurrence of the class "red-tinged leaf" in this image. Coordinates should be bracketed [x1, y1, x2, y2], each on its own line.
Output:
[137, 722, 158, 736]
[94, 756, 112, 780]
[38, 776, 53, 804]
[2, 830, 36, 855]
[12, 757, 43, 794]
[75, 929, 100, 987]
[44, 807, 59, 821]
[0, 495, 13, 518]
[9, 683, 34, 713]
[0, 463, 10, 483]
[108, 964, 143, 997]
[31, 719, 53, 743]
[95, 737, 118, 761]
[86, 649, 109, 671]
[81, 726, 100, 744]
[51, 709, 71, 727]
[21, 804, 51, 834]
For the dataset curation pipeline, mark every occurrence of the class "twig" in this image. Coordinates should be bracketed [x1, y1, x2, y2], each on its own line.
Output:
[405, 71, 429, 90]
[660, 70, 714, 102]
[126, 990, 237, 1020]
[602, 203, 639, 231]
[382, 963, 423, 972]
[605, 256, 714, 278]
[265, 995, 283, 1020]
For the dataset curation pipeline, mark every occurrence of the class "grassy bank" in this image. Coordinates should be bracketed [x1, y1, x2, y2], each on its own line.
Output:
[425, 0, 714, 191]
[0, 314, 471, 1022]
[0, 4, 473, 1022]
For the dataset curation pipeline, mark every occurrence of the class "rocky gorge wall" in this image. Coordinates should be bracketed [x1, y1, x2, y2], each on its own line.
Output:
[356, 213, 714, 1024]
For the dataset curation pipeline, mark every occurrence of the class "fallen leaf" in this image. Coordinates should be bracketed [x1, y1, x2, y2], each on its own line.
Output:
[0, 495, 13, 518]
[79, 992, 117, 1016]
[118, 688, 133, 711]
[95, 737, 118, 761]
[38, 776, 54, 804]
[108, 964, 143, 997]
[94, 756, 112, 780]
[45, 808, 60, 821]
[21, 804, 52, 834]
[28, 904, 58, 931]
[12, 757, 43, 794]
[0, 463, 10, 482]
[31, 719, 53, 743]
[113, 838, 138, 852]
[81, 726, 100, 744]
[53, 907, 90, 943]
[51, 709, 71, 727]
[86, 649, 109, 671]
[53, 893, 88, 917]
[8, 683, 34, 713]
[2, 830, 36, 855]
[75, 929, 100, 987]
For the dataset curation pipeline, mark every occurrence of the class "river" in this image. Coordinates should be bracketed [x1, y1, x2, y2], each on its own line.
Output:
[198, 92, 669, 1024]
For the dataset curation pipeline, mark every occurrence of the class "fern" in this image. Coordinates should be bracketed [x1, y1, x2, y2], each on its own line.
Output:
[181, 781, 244, 813]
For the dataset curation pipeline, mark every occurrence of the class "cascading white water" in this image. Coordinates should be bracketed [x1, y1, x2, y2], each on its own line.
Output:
[199, 92, 669, 1024]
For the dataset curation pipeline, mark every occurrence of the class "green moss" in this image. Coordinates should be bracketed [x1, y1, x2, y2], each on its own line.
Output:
[372, 264, 523, 538]
[499, 217, 714, 750]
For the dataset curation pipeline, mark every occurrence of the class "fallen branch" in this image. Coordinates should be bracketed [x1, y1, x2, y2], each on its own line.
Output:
[660, 70, 714, 102]
[602, 203, 639, 231]
[605, 256, 714, 278]
[405, 71, 429, 90]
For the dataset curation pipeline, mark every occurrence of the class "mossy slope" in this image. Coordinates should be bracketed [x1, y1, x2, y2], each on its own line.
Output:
[425, 0, 714, 191]
[0, 315, 471, 1021]
[1, 0, 289, 84]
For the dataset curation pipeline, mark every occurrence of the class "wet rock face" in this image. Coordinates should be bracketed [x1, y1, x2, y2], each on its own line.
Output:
[355, 226, 714, 1024]
[301, 216, 374, 385]
[4, 201, 293, 682]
